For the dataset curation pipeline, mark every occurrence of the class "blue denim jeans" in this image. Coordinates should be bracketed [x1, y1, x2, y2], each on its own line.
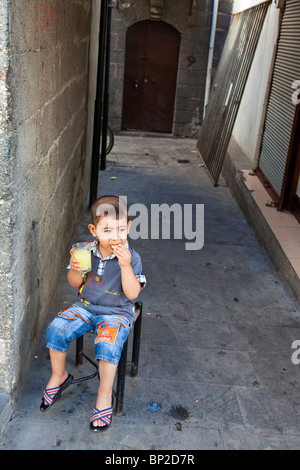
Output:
[46, 304, 131, 365]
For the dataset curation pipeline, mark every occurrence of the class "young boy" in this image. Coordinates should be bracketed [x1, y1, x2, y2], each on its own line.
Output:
[40, 195, 146, 432]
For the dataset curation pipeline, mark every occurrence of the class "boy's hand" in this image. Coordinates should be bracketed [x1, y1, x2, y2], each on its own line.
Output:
[113, 244, 131, 268]
[69, 248, 82, 272]
[67, 249, 84, 288]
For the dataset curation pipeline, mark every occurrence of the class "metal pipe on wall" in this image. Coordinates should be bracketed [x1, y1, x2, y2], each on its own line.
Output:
[203, 0, 219, 120]
[89, 0, 108, 207]
[100, 0, 114, 172]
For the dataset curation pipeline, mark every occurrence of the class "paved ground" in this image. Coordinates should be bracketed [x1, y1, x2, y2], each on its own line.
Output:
[1, 135, 300, 450]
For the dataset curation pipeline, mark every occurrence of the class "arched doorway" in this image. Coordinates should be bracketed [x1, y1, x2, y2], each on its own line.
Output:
[122, 20, 181, 133]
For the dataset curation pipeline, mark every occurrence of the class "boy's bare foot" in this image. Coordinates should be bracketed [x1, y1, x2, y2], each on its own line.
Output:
[92, 392, 113, 428]
[42, 370, 69, 405]
[46, 370, 69, 391]
[40, 371, 73, 413]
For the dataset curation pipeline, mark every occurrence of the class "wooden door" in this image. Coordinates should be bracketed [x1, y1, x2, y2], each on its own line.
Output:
[122, 20, 180, 133]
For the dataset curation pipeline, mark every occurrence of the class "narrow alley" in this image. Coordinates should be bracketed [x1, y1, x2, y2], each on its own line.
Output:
[1, 135, 300, 450]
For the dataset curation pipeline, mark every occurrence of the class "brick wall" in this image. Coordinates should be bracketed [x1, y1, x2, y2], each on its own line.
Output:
[0, 0, 92, 394]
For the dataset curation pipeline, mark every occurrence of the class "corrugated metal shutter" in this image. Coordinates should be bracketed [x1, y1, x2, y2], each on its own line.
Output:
[258, 0, 300, 197]
[196, 1, 270, 186]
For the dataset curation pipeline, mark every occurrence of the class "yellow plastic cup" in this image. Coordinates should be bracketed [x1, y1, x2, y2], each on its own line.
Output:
[72, 242, 92, 273]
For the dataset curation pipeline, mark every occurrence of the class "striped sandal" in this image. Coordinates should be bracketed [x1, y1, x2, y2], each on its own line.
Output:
[40, 373, 73, 413]
[89, 405, 113, 432]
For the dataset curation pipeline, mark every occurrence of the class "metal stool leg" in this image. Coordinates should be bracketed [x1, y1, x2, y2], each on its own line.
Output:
[73, 335, 98, 384]
[131, 304, 143, 377]
[115, 337, 128, 416]
[76, 336, 83, 366]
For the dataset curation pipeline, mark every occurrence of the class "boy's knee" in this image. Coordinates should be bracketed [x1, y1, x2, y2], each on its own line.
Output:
[46, 317, 72, 351]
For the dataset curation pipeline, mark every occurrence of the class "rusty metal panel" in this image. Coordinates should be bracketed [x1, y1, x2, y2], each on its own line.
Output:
[196, 1, 270, 185]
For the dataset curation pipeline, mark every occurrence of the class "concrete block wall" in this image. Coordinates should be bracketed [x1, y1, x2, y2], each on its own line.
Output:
[0, 0, 13, 396]
[0, 0, 92, 396]
[109, 0, 232, 137]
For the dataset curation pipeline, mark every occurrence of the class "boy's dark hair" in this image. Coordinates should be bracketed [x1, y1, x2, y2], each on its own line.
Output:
[91, 195, 129, 226]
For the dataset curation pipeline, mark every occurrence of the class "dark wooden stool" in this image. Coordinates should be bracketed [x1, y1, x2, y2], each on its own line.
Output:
[72, 301, 143, 415]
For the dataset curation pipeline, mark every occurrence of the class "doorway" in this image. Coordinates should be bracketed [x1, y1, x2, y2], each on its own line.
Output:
[257, 0, 300, 223]
[280, 108, 300, 222]
[122, 20, 180, 133]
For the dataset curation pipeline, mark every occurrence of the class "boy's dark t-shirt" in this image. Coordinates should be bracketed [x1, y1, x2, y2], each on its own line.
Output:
[75, 244, 144, 325]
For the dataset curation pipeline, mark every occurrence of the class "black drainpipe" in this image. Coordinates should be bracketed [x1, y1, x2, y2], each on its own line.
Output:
[89, 0, 109, 207]
[100, 0, 114, 171]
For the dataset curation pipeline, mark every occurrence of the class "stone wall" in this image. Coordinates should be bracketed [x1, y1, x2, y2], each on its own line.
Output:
[109, 0, 232, 137]
[0, 0, 92, 396]
[0, 0, 13, 396]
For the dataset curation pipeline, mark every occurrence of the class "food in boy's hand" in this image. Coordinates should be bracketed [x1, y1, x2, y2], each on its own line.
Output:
[111, 244, 119, 249]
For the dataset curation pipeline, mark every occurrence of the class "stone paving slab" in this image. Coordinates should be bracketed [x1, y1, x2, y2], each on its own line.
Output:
[1, 136, 300, 450]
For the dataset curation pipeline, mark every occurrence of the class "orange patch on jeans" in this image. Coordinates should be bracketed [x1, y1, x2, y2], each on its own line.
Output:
[95, 325, 119, 345]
